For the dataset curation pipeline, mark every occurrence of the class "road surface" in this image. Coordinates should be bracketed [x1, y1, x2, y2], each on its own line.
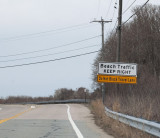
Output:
[0, 104, 113, 138]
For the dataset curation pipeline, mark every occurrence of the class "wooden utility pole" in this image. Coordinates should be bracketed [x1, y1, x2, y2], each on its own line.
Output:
[92, 17, 111, 50]
[116, 0, 123, 92]
[91, 17, 111, 104]
[117, 0, 123, 62]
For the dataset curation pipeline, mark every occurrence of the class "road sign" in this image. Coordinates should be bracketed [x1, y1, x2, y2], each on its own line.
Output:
[97, 74, 137, 84]
[98, 62, 137, 76]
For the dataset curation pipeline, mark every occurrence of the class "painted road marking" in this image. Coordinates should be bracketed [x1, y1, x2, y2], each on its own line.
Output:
[66, 104, 84, 138]
[0, 108, 32, 124]
[0, 108, 2, 111]
[31, 105, 36, 109]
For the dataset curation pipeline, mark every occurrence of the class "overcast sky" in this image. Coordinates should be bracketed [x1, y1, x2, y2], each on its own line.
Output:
[0, 0, 159, 98]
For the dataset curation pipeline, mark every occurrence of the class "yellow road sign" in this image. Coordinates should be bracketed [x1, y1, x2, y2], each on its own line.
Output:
[97, 74, 137, 84]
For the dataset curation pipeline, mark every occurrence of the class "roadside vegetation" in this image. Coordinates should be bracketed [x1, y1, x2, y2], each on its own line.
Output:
[90, 99, 156, 138]
[92, 4, 160, 123]
[90, 4, 160, 138]
[0, 87, 90, 104]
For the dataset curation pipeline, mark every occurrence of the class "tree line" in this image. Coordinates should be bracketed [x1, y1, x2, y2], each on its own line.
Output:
[0, 87, 100, 104]
[92, 4, 160, 122]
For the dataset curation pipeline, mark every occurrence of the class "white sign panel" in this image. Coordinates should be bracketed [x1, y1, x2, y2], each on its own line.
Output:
[98, 62, 137, 76]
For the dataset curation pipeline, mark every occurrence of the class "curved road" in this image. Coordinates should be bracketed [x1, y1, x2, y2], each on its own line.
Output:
[0, 104, 113, 138]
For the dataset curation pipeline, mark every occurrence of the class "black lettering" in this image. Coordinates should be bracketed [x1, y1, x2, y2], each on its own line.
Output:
[100, 64, 103, 68]
[113, 65, 116, 68]
[99, 76, 102, 80]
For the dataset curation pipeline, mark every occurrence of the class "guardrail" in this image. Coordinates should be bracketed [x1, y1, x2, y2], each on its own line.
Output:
[19, 99, 90, 105]
[35, 99, 90, 104]
[105, 107, 160, 137]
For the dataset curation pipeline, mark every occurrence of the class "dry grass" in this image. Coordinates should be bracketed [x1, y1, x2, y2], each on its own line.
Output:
[90, 99, 157, 138]
[106, 90, 160, 123]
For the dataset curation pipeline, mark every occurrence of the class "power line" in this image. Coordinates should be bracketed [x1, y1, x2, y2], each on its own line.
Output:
[122, 0, 149, 25]
[96, 0, 101, 18]
[0, 23, 90, 41]
[0, 50, 99, 69]
[123, 0, 132, 9]
[0, 35, 100, 58]
[107, 0, 118, 34]
[105, 0, 113, 19]
[110, 20, 118, 36]
[112, 0, 118, 19]
[0, 44, 100, 62]
[110, 0, 136, 30]
[122, 0, 136, 15]
[109, 0, 149, 36]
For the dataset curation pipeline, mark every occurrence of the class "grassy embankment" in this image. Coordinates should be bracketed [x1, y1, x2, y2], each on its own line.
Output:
[90, 99, 157, 138]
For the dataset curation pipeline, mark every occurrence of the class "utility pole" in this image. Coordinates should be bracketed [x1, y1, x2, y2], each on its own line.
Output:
[91, 17, 112, 104]
[117, 0, 123, 62]
[116, 0, 123, 92]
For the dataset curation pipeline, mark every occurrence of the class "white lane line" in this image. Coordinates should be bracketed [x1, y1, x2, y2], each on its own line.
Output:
[66, 104, 84, 138]
[0, 108, 2, 111]
[31, 105, 36, 109]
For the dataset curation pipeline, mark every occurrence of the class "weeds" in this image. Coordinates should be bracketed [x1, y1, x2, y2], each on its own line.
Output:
[90, 99, 157, 138]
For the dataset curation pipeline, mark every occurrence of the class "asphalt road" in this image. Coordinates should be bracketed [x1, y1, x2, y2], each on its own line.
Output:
[0, 104, 113, 138]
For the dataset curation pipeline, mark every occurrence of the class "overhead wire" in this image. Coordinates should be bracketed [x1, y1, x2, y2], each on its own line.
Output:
[0, 23, 93, 41]
[104, 0, 117, 39]
[0, 50, 100, 69]
[105, 0, 113, 19]
[112, 0, 118, 20]
[122, 0, 137, 15]
[0, 35, 101, 58]
[122, 0, 149, 25]
[109, 20, 118, 36]
[96, 0, 101, 19]
[108, 0, 149, 36]
[0, 44, 100, 62]
[108, 0, 118, 32]
[0, 1, 149, 69]
[124, 0, 132, 9]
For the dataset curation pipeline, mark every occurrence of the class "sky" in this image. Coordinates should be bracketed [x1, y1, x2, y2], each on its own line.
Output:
[0, 0, 159, 97]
